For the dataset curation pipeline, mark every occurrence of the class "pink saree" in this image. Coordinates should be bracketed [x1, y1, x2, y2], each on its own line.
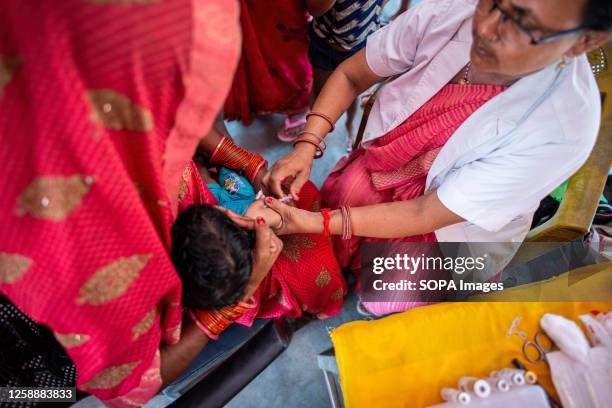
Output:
[0, 0, 240, 404]
[321, 83, 507, 315]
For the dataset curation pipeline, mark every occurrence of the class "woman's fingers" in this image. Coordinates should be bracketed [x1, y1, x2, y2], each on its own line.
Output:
[290, 170, 309, 201]
[268, 168, 288, 198]
[264, 196, 292, 235]
[253, 217, 272, 257]
[243, 218, 276, 300]
[215, 205, 255, 230]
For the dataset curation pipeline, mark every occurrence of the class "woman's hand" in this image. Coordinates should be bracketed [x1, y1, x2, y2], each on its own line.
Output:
[242, 217, 283, 300]
[213, 205, 281, 297]
[266, 143, 316, 200]
[262, 197, 323, 236]
[245, 199, 283, 231]
[214, 206, 255, 230]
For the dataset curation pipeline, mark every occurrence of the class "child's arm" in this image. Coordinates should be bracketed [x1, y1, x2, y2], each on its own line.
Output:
[305, 0, 335, 17]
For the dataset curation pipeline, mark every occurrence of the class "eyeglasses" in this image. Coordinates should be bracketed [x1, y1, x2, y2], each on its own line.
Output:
[482, 0, 586, 45]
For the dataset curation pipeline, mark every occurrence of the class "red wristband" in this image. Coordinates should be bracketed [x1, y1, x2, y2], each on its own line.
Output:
[321, 208, 331, 237]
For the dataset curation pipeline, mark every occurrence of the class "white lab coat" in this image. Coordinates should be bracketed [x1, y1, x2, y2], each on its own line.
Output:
[363, 0, 601, 243]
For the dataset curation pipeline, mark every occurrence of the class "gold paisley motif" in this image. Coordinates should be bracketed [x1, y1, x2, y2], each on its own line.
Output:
[301, 304, 308, 311]
[86, 0, 160, 4]
[311, 200, 321, 212]
[87, 89, 153, 132]
[54, 332, 90, 348]
[132, 308, 157, 341]
[315, 268, 332, 288]
[76, 254, 152, 306]
[15, 175, 94, 221]
[330, 287, 344, 302]
[0, 253, 33, 284]
[82, 361, 140, 390]
[281, 236, 316, 262]
[0, 55, 21, 96]
[177, 178, 187, 201]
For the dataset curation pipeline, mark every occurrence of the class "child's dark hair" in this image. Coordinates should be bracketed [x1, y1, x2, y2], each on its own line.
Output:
[171, 204, 255, 310]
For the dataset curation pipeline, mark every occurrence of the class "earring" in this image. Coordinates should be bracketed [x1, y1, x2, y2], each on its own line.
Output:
[589, 47, 607, 77]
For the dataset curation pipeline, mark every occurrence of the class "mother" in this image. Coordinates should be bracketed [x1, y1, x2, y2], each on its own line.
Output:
[266, 0, 611, 314]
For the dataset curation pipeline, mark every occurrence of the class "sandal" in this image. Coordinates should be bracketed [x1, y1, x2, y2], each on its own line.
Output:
[277, 115, 307, 142]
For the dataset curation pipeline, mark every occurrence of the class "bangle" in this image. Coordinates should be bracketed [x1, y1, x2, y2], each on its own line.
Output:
[293, 139, 324, 159]
[340, 206, 353, 240]
[250, 160, 266, 183]
[189, 298, 257, 340]
[210, 137, 266, 179]
[306, 112, 335, 132]
[188, 309, 220, 340]
[245, 152, 267, 182]
[298, 131, 325, 143]
[321, 208, 331, 237]
[210, 136, 226, 162]
[299, 133, 327, 151]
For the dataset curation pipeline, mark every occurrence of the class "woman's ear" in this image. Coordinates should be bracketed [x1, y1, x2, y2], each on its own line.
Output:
[566, 31, 612, 57]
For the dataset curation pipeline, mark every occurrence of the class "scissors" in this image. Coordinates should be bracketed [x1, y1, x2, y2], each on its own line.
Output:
[507, 317, 555, 364]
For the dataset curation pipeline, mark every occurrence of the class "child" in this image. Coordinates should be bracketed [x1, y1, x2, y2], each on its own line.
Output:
[171, 166, 284, 311]
[172, 157, 346, 326]
[306, 0, 385, 145]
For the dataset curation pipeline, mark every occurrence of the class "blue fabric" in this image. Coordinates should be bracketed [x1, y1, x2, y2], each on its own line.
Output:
[308, 22, 363, 71]
[208, 167, 256, 216]
[311, 0, 383, 51]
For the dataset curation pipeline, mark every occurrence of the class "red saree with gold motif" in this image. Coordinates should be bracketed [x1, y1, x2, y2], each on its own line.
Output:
[0, 0, 240, 403]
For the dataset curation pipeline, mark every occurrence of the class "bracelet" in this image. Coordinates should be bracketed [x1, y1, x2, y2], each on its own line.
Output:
[189, 297, 257, 340]
[245, 152, 267, 182]
[250, 160, 266, 183]
[293, 139, 324, 159]
[299, 133, 327, 151]
[298, 131, 325, 143]
[210, 137, 266, 180]
[306, 112, 335, 133]
[210, 136, 226, 162]
[188, 309, 220, 340]
[321, 208, 331, 237]
[340, 206, 353, 240]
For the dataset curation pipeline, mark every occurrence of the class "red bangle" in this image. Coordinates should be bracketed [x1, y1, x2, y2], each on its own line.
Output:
[188, 309, 220, 340]
[210, 136, 226, 162]
[250, 160, 266, 183]
[306, 112, 335, 133]
[245, 152, 267, 182]
[321, 208, 331, 237]
[293, 139, 324, 159]
[297, 132, 327, 151]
